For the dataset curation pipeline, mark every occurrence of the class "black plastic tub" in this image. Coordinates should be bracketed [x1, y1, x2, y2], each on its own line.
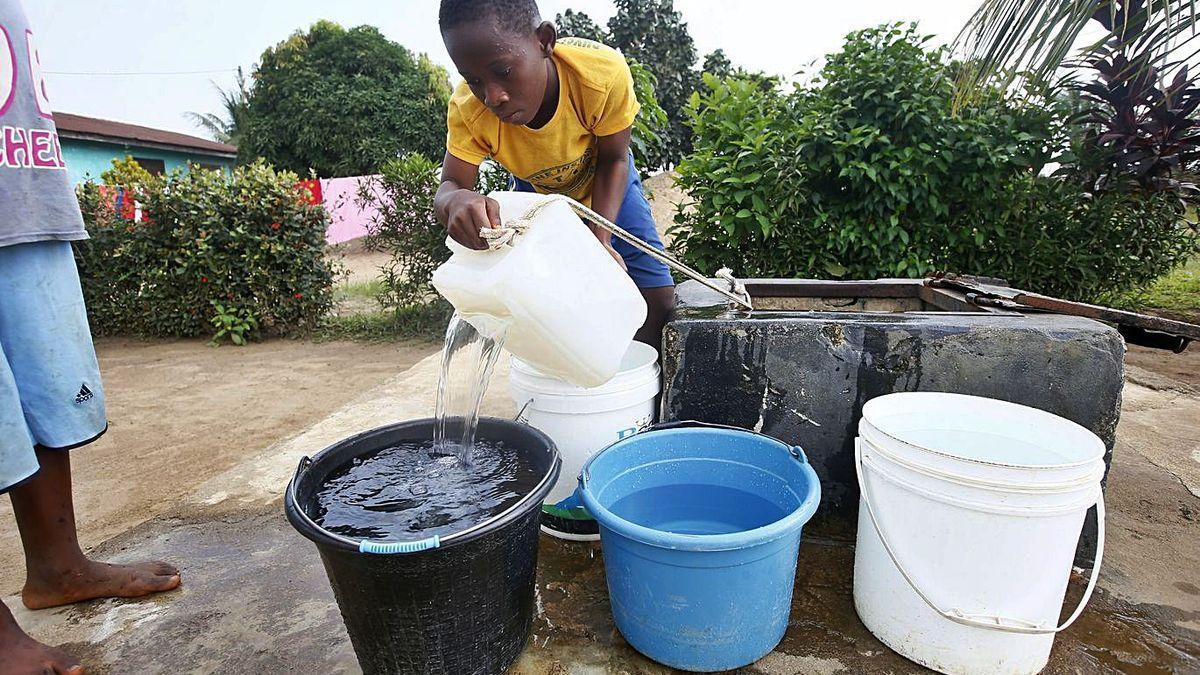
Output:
[285, 418, 560, 675]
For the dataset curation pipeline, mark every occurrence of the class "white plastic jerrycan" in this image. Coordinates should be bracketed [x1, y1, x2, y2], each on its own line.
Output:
[431, 191, 647, 388]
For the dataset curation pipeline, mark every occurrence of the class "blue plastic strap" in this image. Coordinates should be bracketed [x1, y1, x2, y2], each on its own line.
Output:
[358, 535, 441, 554]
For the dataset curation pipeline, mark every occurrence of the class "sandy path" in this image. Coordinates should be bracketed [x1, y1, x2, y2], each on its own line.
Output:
[0, 338, 434, 592]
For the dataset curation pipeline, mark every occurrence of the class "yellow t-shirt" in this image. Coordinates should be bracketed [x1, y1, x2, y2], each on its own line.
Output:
[445, 37, 640, 205]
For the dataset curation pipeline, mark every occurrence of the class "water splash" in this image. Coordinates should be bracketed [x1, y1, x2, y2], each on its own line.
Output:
[433, 312, 508, 464]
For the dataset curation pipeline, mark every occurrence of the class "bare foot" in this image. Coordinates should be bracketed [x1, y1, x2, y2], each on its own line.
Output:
[22, 559, 181, 610]
[0, 610, 84, 674]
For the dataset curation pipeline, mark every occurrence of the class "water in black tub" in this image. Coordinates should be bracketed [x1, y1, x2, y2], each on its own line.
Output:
[313, 312, 531, 540]
[314, 437, 542, 540]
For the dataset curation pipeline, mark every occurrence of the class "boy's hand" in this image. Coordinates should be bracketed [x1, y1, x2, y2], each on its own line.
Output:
[444, 189, 501, 250]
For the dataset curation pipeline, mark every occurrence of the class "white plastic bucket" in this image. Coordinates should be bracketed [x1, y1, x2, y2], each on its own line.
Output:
[510, 341, 660, 540]
[853, 392, 1106, 675]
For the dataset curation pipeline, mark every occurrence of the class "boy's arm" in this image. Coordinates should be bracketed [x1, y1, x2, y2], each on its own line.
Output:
[590, 126, 634, 268]
[436, 152, 498, 250]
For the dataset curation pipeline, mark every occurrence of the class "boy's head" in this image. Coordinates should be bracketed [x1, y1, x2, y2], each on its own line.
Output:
[440, 0, 557, 126]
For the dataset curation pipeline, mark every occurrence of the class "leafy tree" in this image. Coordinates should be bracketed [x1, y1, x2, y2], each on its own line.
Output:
[238, 21, 451, 177]
[607, 0, 700, 168]
[554, 9, 609, 42]
[702, 48, 779, 94]
[185, 67, 251, 145]
[418, 53, 454, 103]
[628, 58, 670, 175]
[702, 49, 733, 79]
[956, 0, 1200, 107]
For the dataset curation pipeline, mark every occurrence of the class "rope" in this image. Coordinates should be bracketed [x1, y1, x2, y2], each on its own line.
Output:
[716, 267, 748, 303]
[481, 194, 754, 310]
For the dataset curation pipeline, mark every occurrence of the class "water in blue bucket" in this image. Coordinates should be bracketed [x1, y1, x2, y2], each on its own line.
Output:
[579, 422, 821, 672]
[609, 483, 791, 535]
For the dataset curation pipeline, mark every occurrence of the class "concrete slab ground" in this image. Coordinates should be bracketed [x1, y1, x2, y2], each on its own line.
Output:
[4, 348, 1199, 674]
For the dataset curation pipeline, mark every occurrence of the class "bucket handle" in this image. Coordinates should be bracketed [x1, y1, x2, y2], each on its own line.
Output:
[648, 420, 808, 463]
[514, 398, 534, 422]
[855, 438, 1105, 635]
[359, 536, 441, 554]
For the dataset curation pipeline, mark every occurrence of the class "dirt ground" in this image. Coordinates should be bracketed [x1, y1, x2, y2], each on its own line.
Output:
[1126, 342, 1200, 388]
[644, 170, 686, 246]
[329, 247, 391, 287]
[0, 337, 435, 594]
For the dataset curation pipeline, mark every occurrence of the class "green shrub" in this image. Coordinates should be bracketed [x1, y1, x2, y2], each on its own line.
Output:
[967, 178, 1199, 299]
[357, 153, 448, 311]
[101, 155, 154, 187]
[75, 161, 336, 338]
[357, 152, 513, 333]
[670, 23, 1200, 300]
[673, 24, 1058, 280]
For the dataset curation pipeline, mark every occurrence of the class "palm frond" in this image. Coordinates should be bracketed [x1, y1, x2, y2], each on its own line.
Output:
[184, 111, 232, 143]
[184, 67, 251, 145]
[954, 0, 1200, 106]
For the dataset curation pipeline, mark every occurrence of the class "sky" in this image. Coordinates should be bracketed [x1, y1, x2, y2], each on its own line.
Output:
[26, 1, 981, 139]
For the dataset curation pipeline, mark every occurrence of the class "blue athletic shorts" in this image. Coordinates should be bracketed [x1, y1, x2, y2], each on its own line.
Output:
[0, 241, 107, 493]
[511, 155, 675, 289]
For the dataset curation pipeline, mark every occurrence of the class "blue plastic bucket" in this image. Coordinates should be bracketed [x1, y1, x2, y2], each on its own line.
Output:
[579, 421, 821, 672]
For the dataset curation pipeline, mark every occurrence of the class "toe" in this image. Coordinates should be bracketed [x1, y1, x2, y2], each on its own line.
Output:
[151, 561, 180, 577]
[149, 572, 182, 593]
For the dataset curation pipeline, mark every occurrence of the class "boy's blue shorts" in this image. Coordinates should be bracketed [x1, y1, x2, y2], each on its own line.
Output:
[0, 241, 107, 493]
[512, 157, 675, 289]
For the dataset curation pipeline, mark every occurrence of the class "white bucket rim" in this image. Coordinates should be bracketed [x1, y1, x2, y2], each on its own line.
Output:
[511, 341, 660, 397]
[511, 376, 660, 415]
[861, 392, 1105, 470]
[857, 426, 1106, 491]
[859, 435, 1105, 499]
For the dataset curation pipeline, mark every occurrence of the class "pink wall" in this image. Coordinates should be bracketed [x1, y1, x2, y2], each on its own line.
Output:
[321, 176, 383, 245]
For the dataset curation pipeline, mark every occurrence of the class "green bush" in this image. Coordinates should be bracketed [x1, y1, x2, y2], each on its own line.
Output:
[75, 161, 336, 338]
[967, 178, 1198, 299]
[357, 153, 448, 310]
[671, 24, 1200, 300]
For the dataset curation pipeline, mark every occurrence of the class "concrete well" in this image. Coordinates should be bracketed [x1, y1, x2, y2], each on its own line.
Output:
[661, 279, 1125, 565]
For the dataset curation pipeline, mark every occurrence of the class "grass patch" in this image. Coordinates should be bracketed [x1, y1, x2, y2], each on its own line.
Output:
[1107, 258, 1200, 320]
[316, 302, 451, 343]
[333, 279, 386, 303]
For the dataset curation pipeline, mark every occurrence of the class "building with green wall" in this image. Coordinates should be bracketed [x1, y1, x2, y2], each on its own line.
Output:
[54, 112, 237, 183]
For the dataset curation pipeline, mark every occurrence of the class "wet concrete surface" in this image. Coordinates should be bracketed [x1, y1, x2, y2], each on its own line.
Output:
[6, 492, 1197, 674]
[4, 353, 1199, 674]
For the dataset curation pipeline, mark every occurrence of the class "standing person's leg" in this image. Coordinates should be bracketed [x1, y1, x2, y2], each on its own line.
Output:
[0, 601, 83, 674]
[609, 165, 675, 350]
[11, 449, 180, 609]
[0, 244, 86, 673]
[0, 242, 179, 611]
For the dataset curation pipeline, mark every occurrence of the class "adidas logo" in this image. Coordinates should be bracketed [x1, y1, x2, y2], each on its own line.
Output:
[75, 383, 94, 405]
